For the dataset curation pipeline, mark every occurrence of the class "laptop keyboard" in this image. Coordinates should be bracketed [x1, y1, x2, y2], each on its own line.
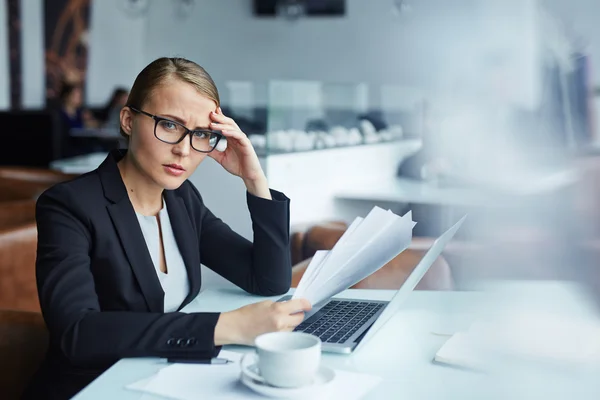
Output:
[294, 300, 385, 343]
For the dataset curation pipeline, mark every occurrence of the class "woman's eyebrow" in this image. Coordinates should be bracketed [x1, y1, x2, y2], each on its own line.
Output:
[160, 113, 211, 130]
[160, 113, 186, 124]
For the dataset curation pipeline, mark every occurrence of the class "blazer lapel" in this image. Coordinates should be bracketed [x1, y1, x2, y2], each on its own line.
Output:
[164, 191, 201, 310]
[108, 201, 165, 313]
[99, 150, 165, 313]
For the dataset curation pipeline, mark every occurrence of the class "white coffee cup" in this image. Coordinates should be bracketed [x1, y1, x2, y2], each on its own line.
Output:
[241, 332, 321, 388]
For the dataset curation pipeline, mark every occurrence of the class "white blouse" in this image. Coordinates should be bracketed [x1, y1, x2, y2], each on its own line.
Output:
[135, 199, 190, 312]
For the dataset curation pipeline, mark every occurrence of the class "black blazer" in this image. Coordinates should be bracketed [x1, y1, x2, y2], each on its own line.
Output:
[24, 149, 292, 400]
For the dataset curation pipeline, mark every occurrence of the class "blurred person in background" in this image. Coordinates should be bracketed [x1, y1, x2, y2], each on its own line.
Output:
[58, 82, 98, 131]
[100, 87, 130, 129]
[57, 82, 101, 157]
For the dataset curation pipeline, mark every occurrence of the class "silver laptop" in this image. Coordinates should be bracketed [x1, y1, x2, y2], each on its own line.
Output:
[279, 216, 465, 354]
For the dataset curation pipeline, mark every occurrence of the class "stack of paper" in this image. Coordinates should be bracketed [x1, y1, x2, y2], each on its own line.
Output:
[293, 206, 416, 306]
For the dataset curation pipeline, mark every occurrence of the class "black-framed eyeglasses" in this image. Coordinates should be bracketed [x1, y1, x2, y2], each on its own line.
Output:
[128, 106, 224, 153]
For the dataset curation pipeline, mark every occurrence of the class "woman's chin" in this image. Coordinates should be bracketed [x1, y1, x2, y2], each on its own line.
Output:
[160, 175, 187, 191]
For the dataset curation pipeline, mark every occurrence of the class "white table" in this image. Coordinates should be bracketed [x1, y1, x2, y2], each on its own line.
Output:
[72, 283, 600, 400]
[70, 128, 121, 139]
[335, 171, 578, 207]
[335, 171, 578, 239]
[336, 177, 492, 207]
[49, 152, 108, 175]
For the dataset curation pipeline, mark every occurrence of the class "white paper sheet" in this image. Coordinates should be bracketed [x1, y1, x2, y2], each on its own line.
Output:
[294, 215, 364, 301]
[294, 250, 330, 299]
[325, 210, 414, 285]
[293, 206, 415, 306]
[314, 208, 397, 284]
[126, 350, 382, 400]
[303, 216, 365, 291]
[306, 218, 413, 306]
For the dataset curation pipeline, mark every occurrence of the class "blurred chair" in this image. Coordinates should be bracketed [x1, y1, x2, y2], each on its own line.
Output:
[0, 179, 46, 202]
[0, 310, 48, 400]
[0, 168, 74, 313]
[290, 220, 348, 266]
[0, 166, 78, 183]
[0, 200, 39, 312]
[0, 167, 76, 202]
[0, 223, 39, 312]
[0, 200, 36, 229]
[290, 221, 454, 290]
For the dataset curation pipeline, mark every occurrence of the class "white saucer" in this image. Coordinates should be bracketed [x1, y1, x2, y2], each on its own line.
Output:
[240, 362, 336, 399]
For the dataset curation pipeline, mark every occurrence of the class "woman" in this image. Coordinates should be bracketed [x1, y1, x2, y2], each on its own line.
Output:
[25, 57, 311, 400]
[101, 87, 129, 129]
[57, 82, 97, 130]
[57, 82, 102, 157]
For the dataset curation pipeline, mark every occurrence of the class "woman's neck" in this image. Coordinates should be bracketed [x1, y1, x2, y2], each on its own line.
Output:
[118, 155, 164, 216]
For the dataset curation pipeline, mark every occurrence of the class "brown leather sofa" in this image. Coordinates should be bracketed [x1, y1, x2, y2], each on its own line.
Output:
[0, 167, 77, 202]
[0, 200, 36, 229]
[0, 166, 77, 183]
[290, 221, 454, 290]
[0, 200, 39, 312]
[0, 167, 74, 312]
[0, 169, 69, 398]
[0, 179, 47, 202]
[0, 310, 48, 400]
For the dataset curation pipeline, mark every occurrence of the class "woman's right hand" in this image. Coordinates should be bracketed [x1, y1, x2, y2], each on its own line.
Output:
[214, 298, 312, 346]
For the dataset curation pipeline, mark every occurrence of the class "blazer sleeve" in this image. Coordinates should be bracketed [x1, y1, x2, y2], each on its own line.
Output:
[35, 186, 221, 367]
[191, 184, 292, 296]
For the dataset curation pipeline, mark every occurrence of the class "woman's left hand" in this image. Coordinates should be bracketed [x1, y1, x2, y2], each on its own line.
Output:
[208, 107, 265, 183]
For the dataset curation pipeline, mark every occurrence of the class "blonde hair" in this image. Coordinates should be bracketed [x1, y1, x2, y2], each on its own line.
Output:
[121, 57, 220, 137]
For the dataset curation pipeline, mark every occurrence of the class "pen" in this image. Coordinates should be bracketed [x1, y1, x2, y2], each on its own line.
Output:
[167, 357, 232, 365]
